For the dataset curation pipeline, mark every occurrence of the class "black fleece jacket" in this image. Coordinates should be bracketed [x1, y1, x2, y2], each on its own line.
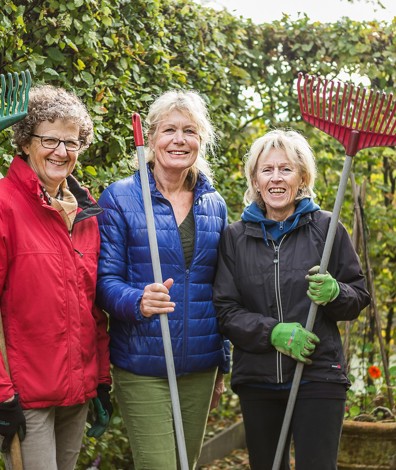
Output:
[213, 210, 370, 391]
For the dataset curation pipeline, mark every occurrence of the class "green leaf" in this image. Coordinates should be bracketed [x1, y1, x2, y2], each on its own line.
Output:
[43, 67, 60, 76]
[46, 47, 66, 63]
[85, 165, 97, 176]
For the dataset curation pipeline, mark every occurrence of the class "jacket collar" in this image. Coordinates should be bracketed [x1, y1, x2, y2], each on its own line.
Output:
[244, 211, 315, 242]
[242, 199, 320, 245]
[8, 156, 102, 221]
[137, 164, 215, 201]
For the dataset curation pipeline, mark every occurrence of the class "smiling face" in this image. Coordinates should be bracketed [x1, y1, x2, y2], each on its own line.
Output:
[254, 148, 304, 221]
[149, 110, 200, 178]
[22, 119, 80, 196]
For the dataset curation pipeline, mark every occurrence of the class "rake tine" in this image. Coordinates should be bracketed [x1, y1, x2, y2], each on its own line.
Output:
[0, 74, 6, 116]
[309, 75, 318, 129]
[371, 96, 396, 148]
[303, 75, 310, 117]
[326, 80, 336, 134]
[316, 76, 324, 129]
[377, 100, 396, 147]
[377, 93, 394, 136]
[367, 92, 386, 148]
[355, 87, 367, 130]
[309, 75, 322, 128]
[333, 81, 342, 140]
[325, 79, 333, 131]
[22, 70, 31, 114]
[11, 73, 20, 115]
[315, 77, 321, 126]
[361, 91, 379, 149]
[360, 89, 375, 132]
[344, 85, 354, 128]
[297, 73, 305, 114]
[338, 83, 347, 125]
[387, 103, 396, 136]
[333, 81, 340, 122]
[340, 85, 354, 143]
[17, 72, 26, 114]
[371, 92, 386, 131]
[367, 92, 382, 131]
[321, 78, 327, 121]
[309, 75, 315, 120]
[6, 73, 14, 116]
[349, 86, 360, 130]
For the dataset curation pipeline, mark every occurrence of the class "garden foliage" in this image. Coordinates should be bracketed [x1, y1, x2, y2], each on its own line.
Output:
[0, 0, 395, 466]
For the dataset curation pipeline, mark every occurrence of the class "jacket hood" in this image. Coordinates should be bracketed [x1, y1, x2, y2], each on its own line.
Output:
[241, 198, 320, 244]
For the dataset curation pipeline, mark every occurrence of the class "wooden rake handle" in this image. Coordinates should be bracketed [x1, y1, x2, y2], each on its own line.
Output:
[0, 315, 24, 470]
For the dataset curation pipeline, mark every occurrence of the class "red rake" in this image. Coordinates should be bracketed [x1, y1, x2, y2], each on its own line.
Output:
[297, 72, 396, 155]
[272, 73, 396, 470]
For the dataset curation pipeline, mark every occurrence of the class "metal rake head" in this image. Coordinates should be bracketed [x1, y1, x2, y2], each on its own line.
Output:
[297, 72, 396, 156]
[0, 70, 32, 131]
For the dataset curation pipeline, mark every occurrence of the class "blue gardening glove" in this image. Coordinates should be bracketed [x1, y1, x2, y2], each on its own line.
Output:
[270, 322, 320, 365]
[0, 395, 26, 452]
[305, 265, 340, 306]
[87, 384, 113, 439]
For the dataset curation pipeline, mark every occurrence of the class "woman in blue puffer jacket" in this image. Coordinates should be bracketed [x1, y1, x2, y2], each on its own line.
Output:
[96, 90, 229, 470]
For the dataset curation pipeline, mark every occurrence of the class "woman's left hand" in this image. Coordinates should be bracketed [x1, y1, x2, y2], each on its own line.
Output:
[210, 373, 225, 410]
[305, 265, 340, 306]
[140, 278, 175, 317]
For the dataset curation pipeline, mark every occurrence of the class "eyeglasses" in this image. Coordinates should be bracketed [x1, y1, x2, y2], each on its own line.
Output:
[30, 134, 82, 151]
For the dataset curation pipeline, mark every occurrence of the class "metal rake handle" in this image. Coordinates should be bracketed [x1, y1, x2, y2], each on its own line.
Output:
[0, 70, 31, 131]
[131, 114, 189, 470]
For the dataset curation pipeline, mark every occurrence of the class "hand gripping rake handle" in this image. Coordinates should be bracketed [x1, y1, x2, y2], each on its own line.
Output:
[272, 74, 396, 470]
[0, 70, 31, 131]
[132, 114, 189, 470]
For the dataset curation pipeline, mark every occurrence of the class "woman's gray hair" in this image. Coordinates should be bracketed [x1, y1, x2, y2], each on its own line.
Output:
[144, 90, 216, 188]
[12, 85, 93, 153]
[244, 129, 317, 209]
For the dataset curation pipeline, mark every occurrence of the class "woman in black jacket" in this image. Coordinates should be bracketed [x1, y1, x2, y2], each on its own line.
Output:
[213, 129, 370, 470]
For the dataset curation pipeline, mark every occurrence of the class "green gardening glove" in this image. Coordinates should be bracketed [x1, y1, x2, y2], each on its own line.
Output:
[305, 265, 340, 306]
[87, 384, 113, 439]
[87, 398, 109, 439]
[270, 322, 320, 365]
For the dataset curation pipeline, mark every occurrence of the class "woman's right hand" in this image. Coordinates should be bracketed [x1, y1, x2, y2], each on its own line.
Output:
[270, 322, 320, 365]
[140, 278, 175, 318]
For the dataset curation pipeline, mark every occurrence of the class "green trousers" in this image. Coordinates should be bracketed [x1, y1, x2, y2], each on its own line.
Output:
[113, 366, 217, 470]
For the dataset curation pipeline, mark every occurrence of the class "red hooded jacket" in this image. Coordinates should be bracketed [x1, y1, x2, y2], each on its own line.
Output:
[0, 156, 110, 409]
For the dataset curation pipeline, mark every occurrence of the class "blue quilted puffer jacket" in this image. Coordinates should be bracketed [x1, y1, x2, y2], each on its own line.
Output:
[96, 165, 230, 377]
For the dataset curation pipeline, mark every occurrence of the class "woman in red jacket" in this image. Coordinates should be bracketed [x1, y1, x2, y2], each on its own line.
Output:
[0, 85, 112, 469]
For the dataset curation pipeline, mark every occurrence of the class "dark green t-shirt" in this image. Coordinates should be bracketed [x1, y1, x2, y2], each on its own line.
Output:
[178, 206, 195, 268]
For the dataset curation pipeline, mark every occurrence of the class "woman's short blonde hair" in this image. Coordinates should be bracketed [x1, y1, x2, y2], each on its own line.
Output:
[244, 129, 317, 209]
[144, 90, 216, 188]
[12, 85, 93, 154]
